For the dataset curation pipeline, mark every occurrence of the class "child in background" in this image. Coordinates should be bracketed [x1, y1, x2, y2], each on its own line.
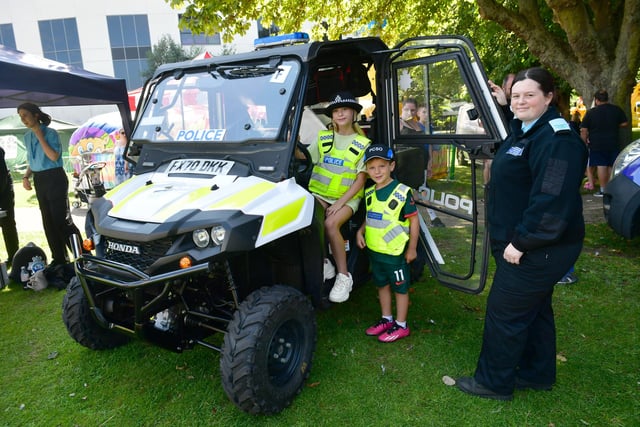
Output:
[356, 144, 419, 342]
[307, 91, 371, 303]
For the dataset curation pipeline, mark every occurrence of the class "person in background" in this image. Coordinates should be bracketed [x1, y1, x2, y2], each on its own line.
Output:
[114, 128, 132, 186]
[570, 109, 596, 191]
[417, 104, 431, 134]
[569, 110, 581, 133]
[357, 144, 419, 343]
[580, 89, 628, 197]
[401, 98, 445, 227]
[0, 146, 19, 266]
[456, 67, 587, 400]
[399, 97, 424, 133]
[307, 91, 371, 303]
[18, 103, 83, 267]
[489, 73, 516, 119]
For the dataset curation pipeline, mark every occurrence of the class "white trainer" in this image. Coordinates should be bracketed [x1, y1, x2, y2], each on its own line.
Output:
[323, 258, 336, 280]
[329, 272, 353, 303]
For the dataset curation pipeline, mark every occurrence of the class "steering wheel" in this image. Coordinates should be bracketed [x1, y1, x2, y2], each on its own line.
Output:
[294, 141, 313, 185]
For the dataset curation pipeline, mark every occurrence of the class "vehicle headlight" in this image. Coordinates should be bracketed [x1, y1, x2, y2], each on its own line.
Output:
[211, 225, 226, 245]
[192, 229, 210, 248]
[612, 139, 640, 177]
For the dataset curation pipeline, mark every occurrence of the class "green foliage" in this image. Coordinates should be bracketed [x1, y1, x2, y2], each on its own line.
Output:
[166, 0, 639, 119]
[143, 34, 202, 80]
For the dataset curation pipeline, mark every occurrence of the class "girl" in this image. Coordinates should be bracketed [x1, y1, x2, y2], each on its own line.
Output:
[307, 91, 371, 303]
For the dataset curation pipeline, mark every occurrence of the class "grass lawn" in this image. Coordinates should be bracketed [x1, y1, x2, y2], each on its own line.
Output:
[0, 179, 638, 425]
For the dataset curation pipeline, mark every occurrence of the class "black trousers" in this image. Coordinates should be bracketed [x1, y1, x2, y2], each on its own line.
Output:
[0, 184, 19, 263]
[33, 168, 81, 265]
[474, 239, 582, 394]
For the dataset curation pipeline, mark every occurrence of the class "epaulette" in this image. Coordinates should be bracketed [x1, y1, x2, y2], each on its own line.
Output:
[548, 118, 571, 134]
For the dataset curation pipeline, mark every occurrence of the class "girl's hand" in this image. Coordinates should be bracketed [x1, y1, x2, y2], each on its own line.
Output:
[326, 202, 342, 216]
[22, 178, 32, 191]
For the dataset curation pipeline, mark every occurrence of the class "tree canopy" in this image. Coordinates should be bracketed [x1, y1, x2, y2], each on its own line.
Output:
[143, 34, 201, 80]
[168, 0, 639, 122]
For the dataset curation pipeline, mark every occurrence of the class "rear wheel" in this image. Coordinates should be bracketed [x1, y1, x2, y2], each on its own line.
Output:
[62, 276, 130, 350]
[220, 285, 316, 414]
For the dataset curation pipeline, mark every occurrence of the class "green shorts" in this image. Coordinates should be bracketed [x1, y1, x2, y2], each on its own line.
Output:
[370, 260, 410, 294]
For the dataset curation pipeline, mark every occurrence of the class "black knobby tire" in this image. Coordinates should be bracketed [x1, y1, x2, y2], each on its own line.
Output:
[61, 276, 130, 350]
[220, 285, 317, 414]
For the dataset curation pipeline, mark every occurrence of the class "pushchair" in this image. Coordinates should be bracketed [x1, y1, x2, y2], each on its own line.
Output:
[71, 152, 110, 208]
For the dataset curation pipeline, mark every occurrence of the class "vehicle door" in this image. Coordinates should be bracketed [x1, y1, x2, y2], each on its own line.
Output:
[378, 35, 508, 294]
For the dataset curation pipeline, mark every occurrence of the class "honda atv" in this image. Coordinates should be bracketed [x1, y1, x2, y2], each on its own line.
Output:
[62, 33, 507, 414]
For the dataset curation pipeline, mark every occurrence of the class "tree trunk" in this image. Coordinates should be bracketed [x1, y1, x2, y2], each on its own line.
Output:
[476, 0, 640, 144]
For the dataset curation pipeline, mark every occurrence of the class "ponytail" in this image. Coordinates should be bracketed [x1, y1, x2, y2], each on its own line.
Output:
[17, 102, 52, 126]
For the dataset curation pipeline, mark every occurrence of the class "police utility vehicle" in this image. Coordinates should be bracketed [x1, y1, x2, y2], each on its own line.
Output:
[62, 33, 507, 414]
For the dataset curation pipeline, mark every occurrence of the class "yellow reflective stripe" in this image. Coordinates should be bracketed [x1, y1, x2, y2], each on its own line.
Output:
[208, 181, 275, 209]
[153, 186, 212, 220]
[109, 184, 152, 215]
[261, 196, 305, 237]
[104, 182, 127, 198]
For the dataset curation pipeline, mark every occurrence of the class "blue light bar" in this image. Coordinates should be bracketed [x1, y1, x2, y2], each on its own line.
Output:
[254, 32, 310, 49]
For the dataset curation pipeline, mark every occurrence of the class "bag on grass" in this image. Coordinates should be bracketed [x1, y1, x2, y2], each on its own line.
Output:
[26, 270, 48, 291]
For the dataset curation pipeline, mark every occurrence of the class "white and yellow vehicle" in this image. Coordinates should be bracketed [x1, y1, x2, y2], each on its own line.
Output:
[62, 34, 507, 414]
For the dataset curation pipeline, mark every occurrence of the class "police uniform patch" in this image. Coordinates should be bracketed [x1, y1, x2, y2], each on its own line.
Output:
[548, 118, 571, 133]
[506, 146, 524, 156]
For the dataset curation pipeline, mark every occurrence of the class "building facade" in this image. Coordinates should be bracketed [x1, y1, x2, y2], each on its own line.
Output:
[1, 0, 273, 122]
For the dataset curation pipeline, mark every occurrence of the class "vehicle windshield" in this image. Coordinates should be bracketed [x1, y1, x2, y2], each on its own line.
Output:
[133, 58, 300, 143]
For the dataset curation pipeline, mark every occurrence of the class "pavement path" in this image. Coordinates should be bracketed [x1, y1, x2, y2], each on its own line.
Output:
[15, 206, 88, 233]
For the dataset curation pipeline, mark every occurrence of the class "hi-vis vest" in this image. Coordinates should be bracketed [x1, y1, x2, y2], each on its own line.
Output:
[364, 183, 411, 256]
[308, 130, 369, 200]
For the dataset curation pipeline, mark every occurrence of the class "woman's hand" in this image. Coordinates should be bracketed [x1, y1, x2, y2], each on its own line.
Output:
[489, 80, 507, 106]
[32, 125, 45, 140]
[22, 177, 32, 191]
[503, 243, 524, 265]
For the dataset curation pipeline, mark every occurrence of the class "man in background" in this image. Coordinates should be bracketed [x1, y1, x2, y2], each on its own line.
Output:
[580, 89, 628, 197]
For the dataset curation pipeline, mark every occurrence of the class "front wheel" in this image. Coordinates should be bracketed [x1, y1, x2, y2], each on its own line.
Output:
[62, 276, 130, 350]
[220, 285, 317, 414]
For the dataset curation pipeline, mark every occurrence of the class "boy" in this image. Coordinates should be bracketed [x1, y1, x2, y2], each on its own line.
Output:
[356, 144, 419, 342]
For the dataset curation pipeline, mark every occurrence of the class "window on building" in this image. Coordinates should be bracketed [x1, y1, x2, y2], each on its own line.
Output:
[178, 15, 221, 45]
[107, 15, 152, 90]
[38, 18, 83, 67]
[257, 19, 279, 39]
[0, 24, 16, 49]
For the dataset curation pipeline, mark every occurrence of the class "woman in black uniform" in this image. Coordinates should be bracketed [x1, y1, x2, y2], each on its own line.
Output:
[456, 67, 588, 400]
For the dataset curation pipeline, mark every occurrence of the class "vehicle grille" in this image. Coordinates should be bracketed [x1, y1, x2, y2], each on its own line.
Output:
[103, 237, 174, 272]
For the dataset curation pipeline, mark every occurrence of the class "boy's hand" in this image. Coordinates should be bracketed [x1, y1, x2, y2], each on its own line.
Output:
[405, 247, 417, 263]
[356, 229, 366, 249]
